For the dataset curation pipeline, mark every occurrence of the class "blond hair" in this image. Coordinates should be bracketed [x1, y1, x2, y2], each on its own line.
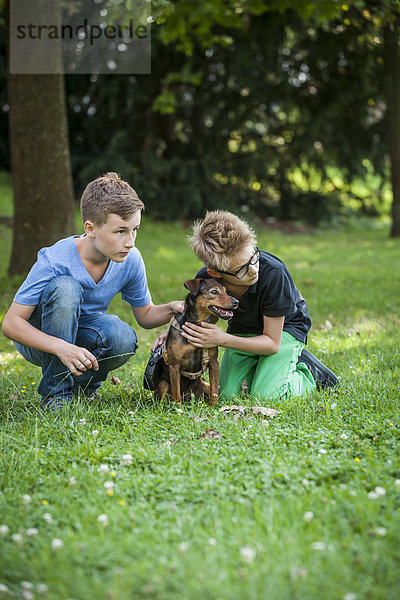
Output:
[189, 210, 257, 271]
[80, 172, 144, 225]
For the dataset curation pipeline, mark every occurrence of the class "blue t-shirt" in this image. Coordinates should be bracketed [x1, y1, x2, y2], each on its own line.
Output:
[14, 236, 152, 316]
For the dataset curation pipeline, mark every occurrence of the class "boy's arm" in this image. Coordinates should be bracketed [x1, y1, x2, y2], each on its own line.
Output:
[181, 315, 284, 355]
[2, 302, 99, 375]
[131, 300, 184, 329]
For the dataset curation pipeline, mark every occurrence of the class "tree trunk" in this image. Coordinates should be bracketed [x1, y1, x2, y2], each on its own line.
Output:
[6, 0, 75, 275]
[383, 17, 400, 238]
[7, 75, 75, 275]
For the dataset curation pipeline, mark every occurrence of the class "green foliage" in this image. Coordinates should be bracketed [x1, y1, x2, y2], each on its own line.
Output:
[60, 2, 395, 224]
[1, 1, 399, 225]
[1, 217, 400, 599]
[152, 89, 178, 114]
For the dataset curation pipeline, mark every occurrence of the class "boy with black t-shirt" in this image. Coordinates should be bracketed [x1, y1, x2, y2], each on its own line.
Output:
[181, 210, 338, 400]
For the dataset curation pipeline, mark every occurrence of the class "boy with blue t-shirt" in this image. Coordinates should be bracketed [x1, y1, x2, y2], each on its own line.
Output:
[2, 172, 183, 409]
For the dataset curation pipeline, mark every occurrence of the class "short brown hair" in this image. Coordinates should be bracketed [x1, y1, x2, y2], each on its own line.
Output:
[189, 210, 257, 271]
[80, 172, 144, 225]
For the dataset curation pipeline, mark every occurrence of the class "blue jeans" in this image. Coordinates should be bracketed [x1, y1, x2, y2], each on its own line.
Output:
[15, 276, 138, 401]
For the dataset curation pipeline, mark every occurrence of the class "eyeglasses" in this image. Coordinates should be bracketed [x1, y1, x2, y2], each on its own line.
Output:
[217, 247, 260, 280]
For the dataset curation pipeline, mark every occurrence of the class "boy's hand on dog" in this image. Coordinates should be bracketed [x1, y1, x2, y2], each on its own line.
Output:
[150, 301, 184, 352]
[181, 322, 227, 348]
[169, 300, 185, 315]
[55, 340, 99, 375]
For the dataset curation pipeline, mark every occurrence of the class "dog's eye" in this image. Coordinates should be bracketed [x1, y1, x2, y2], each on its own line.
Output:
[210, 289, 218, 295]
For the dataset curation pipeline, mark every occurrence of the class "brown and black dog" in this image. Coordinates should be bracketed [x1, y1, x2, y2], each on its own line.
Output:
[155, 278, 238, 404]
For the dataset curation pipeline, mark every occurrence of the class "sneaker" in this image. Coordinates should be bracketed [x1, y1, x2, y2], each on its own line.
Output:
[297, 349, 340, 390]
[40, 396, 72, 410]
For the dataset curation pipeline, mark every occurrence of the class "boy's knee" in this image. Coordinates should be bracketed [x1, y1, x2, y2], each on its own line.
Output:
[102, 317, 138, 356]
[41, 276, 82, 308]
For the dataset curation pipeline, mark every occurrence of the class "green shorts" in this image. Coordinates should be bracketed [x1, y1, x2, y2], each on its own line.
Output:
[219, 331, 316, 401]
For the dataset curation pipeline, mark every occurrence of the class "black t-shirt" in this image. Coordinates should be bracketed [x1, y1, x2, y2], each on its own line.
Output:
[195, 251, 311, 343]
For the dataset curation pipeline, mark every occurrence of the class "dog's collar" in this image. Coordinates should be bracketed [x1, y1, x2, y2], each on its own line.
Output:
[170, 317, 184, 331]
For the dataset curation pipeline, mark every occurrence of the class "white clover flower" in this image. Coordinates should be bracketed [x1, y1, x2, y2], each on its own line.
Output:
[343, 594, 356, 600]
[98, 464, 109, 475]
[0, 524, 9, 537]
[301, 479, 309, 487]
[330, 402, 337, 409]
[127, 410, 135, 416]
[36, 583, 49, 595]
[22, 591, 34, 600]
[374, 527, 387, 536]
[97, 514, 109, 527]
[92, 430, 99, 436]
[240, 546, 256, 563]
[79, 418, 87, 425]
[303, 511, 314, 523]
[394, 479, 400, 489]
[69, 476, 77, 486]
[51, 538, 64, 549]
[340, 433, 348, 440]
[21, 582, 34, 590]
[11, 532, 24, 544]
[43, 513, 54, 523]
[208, 537, 217, 546]
[311, 541, 326, 551]
[22, 494, 31, 505]
[122, 453, 133, 466]
[0, 583, 10, 595]
[368, 487, 386, 500]
[104, 481, 115, 490]
[319, 448, 327, 455]
[178, 541, 189, 554]
[26, 528, 39, 537]
[146, 15, 154, 24]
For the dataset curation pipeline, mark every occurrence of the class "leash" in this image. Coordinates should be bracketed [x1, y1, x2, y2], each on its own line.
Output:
[162, 317, 211, 380]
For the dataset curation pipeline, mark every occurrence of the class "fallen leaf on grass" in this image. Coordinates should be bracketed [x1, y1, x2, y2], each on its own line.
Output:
[219, 405, 246, 421]
[251, 406, 280, 418]
[111, 376, 122, 386]
[219, 405, 280, 421]
[199, 429, 224, 440]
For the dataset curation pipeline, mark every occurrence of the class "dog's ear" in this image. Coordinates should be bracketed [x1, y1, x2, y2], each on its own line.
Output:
[184, 279, 202, 296]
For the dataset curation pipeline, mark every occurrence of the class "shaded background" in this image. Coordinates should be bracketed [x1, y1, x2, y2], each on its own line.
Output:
[0, 0, 399, 275]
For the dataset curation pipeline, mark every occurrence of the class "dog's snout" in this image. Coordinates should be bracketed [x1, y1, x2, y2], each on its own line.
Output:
[231, 297, 239, 308]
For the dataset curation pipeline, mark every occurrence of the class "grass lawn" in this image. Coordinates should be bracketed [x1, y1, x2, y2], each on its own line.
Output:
[0, 185, 400, 599]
